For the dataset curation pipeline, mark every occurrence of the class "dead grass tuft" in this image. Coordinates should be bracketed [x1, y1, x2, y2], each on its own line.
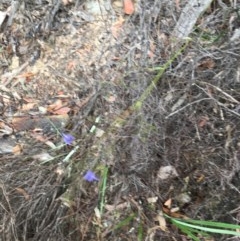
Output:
[0, 0, 240, 240]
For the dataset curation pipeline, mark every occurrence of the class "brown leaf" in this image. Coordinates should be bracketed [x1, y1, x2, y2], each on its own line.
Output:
[62, 0, 73, 5]
[15, 187, 30, 200]
[164, 198, 172, 209]
[148, 41, 156, 59]
[20, 102, 36, 111]
[12, 117, 35, 131]
[105, 202, 129, 212]
[47, 99, 63, 112]
[30, 132, 56, 148]
[13, 144, 22, 155]
[123, 0, 135, 15]
[22, 97, 35, 103]
[12, 114, 69, 132]
[154, 211, 167, 231]
[52, 106, 71, 115]
[16, 72, 35, 82]
[198, 58, 215, 69]
[196, 174, 205, 183]
[47, 99, 71, 115]
[31, 132, 47, 142]
[198, 116, 209, 128]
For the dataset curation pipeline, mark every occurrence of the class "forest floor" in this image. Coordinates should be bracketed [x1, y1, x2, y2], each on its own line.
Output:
[0, 0, 240, 240]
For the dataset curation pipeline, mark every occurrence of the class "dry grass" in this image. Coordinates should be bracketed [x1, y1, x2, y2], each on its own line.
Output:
[0, 0, 240, 240]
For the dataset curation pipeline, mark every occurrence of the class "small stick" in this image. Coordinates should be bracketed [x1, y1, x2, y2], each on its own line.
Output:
[198, 81, 239, 104]
[165, 98, 211, 119]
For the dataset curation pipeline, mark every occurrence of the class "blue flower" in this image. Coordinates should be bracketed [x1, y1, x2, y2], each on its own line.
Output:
[83, 170, 99, 182]
[62, 133, 75, 145]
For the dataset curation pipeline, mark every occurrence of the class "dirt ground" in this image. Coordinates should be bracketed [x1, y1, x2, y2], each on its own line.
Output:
[0, 0, 240, 240]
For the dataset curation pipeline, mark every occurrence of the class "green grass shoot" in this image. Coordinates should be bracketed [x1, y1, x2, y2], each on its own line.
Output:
[99, 166, 108, 215]
[113, 213, 136, 230]
[165, 214, 240, 241]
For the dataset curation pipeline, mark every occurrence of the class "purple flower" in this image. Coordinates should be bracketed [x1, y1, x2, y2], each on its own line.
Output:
[62, 133, 75, 145]
[83, 170, 99, 182]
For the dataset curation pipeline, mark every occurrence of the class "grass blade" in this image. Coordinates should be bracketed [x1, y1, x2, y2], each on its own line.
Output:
[172, 219, 240, 236]
[113, 213, 136, 230]
[99, 166, 108, 215]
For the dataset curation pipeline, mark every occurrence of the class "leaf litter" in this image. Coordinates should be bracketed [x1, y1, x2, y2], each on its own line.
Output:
[0, 1, 240, 241]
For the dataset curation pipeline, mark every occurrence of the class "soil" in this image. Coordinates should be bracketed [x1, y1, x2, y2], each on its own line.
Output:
[0, 0, 240, 241]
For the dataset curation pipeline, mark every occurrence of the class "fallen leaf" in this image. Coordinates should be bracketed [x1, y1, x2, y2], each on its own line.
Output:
[52, 106, 71, 115]
[15, 187, 30, 200]
[123, 0, 135, 15]
[22, 97, 35, 103]
[148, 41, 156, 59]
[47, 99, 62, 112]
[16, 72, 35, 81]
[198, 58, 215, 69]
[105, 202, 129, 211]
[154, 211, 167, 231]
[162, 206, 187, 218]
[47, 99, 71, 115]
[196, 174, 205, 183]
[198, 116, 209, 128]
[12, 115, 69, 132]
[30, 132, 56, 148]
[170, 207, 180, 213]
[20, 102, 36, 111]
[31, 131, 45, 141]
[164, 198, 172, 209]
[13, 144, 22, 155]
[62, 0, 73, 5]
[45, 140, 56, 148]
[12, 117, 35, 131]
